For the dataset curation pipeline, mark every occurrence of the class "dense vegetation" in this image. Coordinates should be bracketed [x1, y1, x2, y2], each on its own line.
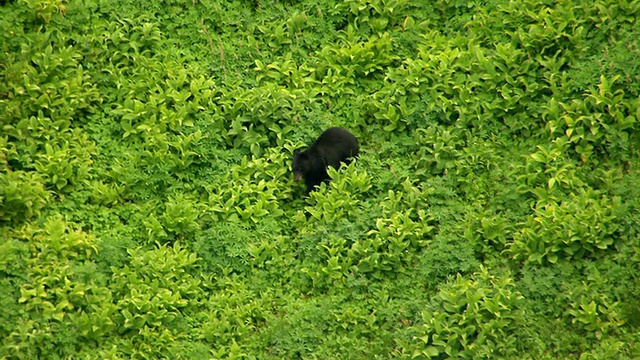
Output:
[1, 0, 639, 358]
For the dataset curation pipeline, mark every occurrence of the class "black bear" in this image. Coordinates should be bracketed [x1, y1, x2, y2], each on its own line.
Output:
[292, 127, 359, 194]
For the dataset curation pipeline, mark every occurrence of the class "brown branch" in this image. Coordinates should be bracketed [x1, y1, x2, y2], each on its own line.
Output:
[200, 18, 226, 74]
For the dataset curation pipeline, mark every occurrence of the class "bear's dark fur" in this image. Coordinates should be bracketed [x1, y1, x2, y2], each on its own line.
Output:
[292, 127, 359, 194]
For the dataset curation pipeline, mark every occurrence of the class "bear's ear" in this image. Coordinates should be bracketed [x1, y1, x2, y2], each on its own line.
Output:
[294, 149, 308, 159]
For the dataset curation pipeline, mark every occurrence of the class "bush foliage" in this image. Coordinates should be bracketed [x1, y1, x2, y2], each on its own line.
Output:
[1, 0, 640, 358]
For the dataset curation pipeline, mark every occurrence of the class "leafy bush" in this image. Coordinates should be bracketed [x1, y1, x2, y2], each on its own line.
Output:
[510, 188, 622, 264]
[207, 151, 288, 225]
[110, 244, 203, 331]
[544, 75, 639, 163]
[0, 170, 49, 223]
[197, 279, 270, 358]
[1, 0, 639, 357]
[22, 0, 68, 23]
[2, 216, 99, 358]
[398, 267, 525, 359]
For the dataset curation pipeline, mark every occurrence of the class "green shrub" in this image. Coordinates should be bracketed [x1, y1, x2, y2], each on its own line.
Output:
[33, 137, 94, 192]
[510, 188, 622, 264]
[0, 170, 49, 223]
[206, 149, 289, 225]
[544, 75, 638, 163]
[21, 0, 68, 23]
[564, 268, 626, 339]
[398, 267, 525, 359]
[300, 180, 434, 289]
[1, 0, 639, 357]
[303, 161, 372, 225]
[2, 216, 101, 358]
[110, 243, 204, 334]
[197, 279, 269, 358]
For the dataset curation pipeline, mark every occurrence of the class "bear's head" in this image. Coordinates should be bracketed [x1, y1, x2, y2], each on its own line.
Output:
[292, 149, 309, 182]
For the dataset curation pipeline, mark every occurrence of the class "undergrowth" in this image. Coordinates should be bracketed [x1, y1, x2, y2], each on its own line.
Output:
[1, 0, 639, 358]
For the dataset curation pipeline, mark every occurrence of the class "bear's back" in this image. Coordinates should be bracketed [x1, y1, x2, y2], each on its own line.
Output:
[313, 127, 359, 157]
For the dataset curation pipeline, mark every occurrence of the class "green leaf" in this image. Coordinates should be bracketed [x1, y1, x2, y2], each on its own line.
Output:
[425, 346, 440, 357]
[530, 152, 546, 162]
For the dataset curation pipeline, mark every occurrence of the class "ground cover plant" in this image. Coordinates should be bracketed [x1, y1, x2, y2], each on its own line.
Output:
[1, 0, 640, 358]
